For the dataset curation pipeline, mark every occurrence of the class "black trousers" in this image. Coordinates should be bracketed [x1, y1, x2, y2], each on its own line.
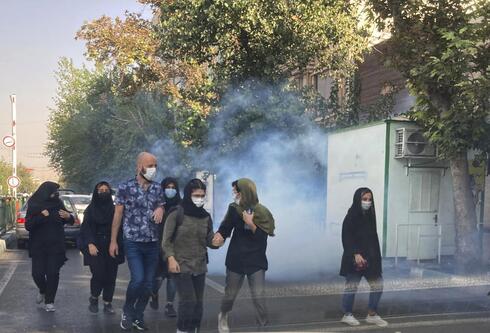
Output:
[31, 254, 64, 304]
[89, 255, 119, 302]
[173, 273, 206, 332]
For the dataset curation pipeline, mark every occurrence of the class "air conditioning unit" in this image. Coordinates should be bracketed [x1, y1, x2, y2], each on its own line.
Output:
[394, 128, 437, 159]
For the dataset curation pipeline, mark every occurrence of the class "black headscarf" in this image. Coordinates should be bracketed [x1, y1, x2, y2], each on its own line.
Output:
[27, 181, 62, 216]
[181, 178, 210, 218]
[86, 181, 114, 225]
[340, 187, 382, 278]
[347, 187, 377, 228]
[162, 177, 181, 209]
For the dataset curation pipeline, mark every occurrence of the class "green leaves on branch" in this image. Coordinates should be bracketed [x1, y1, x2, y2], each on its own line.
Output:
[368, 0, 490, 159]
[154, 0, 370, 85]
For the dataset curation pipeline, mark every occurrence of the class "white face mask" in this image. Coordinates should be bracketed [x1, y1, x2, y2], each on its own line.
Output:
[141, 167, 157, 181]
[361, 200, 372, 211]
[192, 197, 205, 208]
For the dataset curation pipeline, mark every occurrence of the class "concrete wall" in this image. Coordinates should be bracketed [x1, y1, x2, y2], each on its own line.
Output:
[482, 174, 490, 265]
[326, 119, 457, 259]
[326, 122, 387, 245]
[385, 121, 455, 258]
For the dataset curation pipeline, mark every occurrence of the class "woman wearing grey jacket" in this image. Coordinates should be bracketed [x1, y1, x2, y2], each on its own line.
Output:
[162, 178, 222, 333]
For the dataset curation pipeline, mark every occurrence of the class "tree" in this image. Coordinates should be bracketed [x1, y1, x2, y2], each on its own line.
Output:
[76, 12, 217, 114]
[47, 59, 192, 191]
[52, 0, 373, 191]
[0, 160, 37, 195]
[150, 0, 370, 86]
[368, 0, 490, 269]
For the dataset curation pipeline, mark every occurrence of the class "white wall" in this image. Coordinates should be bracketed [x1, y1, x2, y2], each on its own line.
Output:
[326, 122, 387, 247]
[385, 121, 455, 258]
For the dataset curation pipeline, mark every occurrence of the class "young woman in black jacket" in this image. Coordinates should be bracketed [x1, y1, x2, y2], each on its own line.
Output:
[339, 187, 387, 327]
[149, 177, 180, 316]
[215, 178, 275, 333]
[25, 181, 74, 312]
[79, 181, 124, 314]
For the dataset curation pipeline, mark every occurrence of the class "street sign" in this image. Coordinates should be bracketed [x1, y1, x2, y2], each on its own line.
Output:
[7, 176, 20, 188]
[2, 135, 15, 148]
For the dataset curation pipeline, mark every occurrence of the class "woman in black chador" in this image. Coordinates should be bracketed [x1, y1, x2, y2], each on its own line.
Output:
[26, 181, 74, 312]
[79, 181, 124, 314]
[339, 187, 388, 328]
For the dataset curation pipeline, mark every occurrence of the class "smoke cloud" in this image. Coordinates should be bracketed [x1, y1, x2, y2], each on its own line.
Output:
[151, 82, 343, 280]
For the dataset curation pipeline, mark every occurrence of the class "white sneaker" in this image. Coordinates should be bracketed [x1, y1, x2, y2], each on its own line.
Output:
[341, 314, 360, 326]
[366, 314, 388, 327]
[218, 312, 230, 333]
[45, 303, 56, 312]
[36, 293, 44, 304]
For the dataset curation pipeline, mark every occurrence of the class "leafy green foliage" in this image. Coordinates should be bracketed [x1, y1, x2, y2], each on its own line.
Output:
[368, 0, 490, 158]
[0, 160, 37, 195]
[153, 0, 370, 85]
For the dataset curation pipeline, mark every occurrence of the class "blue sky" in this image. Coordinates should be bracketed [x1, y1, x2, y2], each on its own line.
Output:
[0, 0, 152, 181]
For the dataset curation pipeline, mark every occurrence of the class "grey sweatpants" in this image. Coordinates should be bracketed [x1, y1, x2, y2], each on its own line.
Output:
[220, 269, 268, 326]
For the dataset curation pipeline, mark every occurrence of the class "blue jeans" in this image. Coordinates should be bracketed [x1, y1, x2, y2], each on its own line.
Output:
[342, 273, 383, 314]
[123, 240, 159, 321]
[153, 275, 177, 303]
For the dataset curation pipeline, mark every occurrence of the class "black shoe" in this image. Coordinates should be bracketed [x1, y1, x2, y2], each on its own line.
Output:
[165, 303, 177, 318]
[88, 296, 98, 313]
[149, 293, 159, 310]
[132, 319, 149, 331]
[103, 302, 115, 315]
[120, 313, 132, 331]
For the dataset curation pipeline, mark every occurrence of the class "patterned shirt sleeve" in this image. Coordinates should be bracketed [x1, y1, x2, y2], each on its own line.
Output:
[114, 182, 127, 206]
[156, 184, 165, 207]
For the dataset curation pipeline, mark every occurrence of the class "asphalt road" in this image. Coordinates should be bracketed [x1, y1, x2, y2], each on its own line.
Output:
[0, 247, 489, 333]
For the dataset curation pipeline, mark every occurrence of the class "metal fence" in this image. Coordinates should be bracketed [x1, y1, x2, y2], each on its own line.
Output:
[0, 197, 16, 235]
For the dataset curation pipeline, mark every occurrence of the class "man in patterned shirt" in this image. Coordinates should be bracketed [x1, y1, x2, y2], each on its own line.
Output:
[110, 152, 165, 331]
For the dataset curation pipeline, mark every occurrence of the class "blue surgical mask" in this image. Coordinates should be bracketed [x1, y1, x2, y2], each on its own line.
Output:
[165, 188, 177, 199]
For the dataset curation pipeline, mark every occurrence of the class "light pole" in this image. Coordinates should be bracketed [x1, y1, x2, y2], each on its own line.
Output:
[9, 94, 17, 199]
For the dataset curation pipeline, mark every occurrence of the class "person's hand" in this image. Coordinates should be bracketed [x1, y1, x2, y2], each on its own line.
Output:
[41, 210, 49, 217]
[212, 232, 225, 247]
[354, 254, 367, 266]
[168, 256, 180, 273]
[109, 241, 119, 258]
[153, 207, 164, 224]
[242, 211, 254, 226]
[88, 243, 99, 256]
[59, 210, 71, 220]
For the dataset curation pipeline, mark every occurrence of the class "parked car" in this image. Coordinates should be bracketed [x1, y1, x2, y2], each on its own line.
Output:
[62, 194, 91, 224]
[15, 194, 91, 249]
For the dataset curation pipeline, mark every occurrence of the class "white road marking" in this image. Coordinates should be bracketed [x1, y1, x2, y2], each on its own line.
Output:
[206, 277, 225, 294]
[231, 311, 490, 332]
[0, 263, 17, 297]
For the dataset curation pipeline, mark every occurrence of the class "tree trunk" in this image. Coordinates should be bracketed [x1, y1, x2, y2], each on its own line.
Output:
[450, 151, 481, 272]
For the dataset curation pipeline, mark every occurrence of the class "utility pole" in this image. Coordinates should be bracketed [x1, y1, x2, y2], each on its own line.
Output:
[9, 94, 17, 199]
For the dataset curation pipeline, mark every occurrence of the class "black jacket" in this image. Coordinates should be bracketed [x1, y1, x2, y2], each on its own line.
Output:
[79, 204, 125, 266]
[339, 188, 382, 279]
[79, 182, 125, 266]
[218, 204, 268, 275]
[26, 205, 74, 258]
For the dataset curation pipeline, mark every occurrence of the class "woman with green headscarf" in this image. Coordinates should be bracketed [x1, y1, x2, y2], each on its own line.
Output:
[214, 178, 275, 333]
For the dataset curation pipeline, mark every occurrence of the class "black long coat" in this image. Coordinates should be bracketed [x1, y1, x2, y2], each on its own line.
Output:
[78, 182, 125, 266]
[25, 181, 74, 260]
[339, 188, 382, 279]
[79, 204, 125, 266]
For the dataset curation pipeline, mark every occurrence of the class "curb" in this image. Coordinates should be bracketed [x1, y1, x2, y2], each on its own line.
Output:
[0, 231, 17, 255]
